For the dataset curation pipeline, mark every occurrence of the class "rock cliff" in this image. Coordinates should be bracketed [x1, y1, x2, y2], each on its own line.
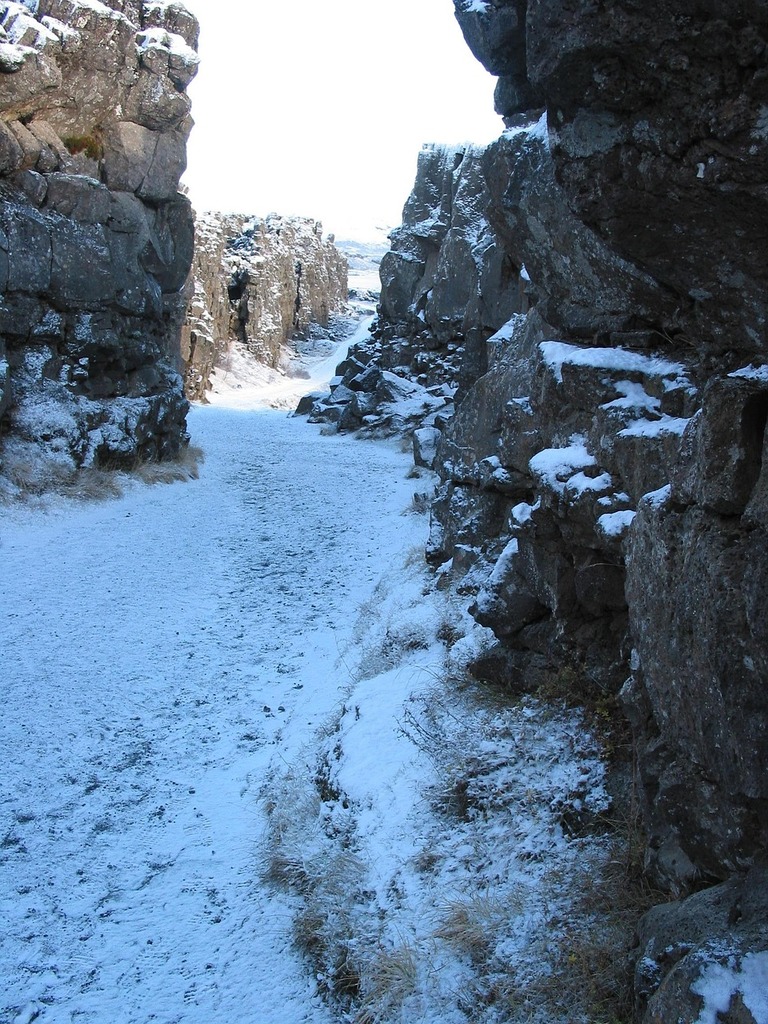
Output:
[374, 0, 768, 1017]
[0, 0, 198, 493]
[182, 212, 348, 401]
[378, 142, 524, 398]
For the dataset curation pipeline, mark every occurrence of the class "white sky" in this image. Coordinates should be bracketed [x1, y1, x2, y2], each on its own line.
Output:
[182, 0, 503, 240]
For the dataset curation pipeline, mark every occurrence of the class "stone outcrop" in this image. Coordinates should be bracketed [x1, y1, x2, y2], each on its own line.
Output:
[183, 212, 348, 401]
[378, 142, 524, 398]
[0, 0, 199, 492]
[372, 1, 768, 1017]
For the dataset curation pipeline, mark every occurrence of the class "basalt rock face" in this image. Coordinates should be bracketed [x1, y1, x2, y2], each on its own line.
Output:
[0, 0, 198, 490]
[455, 0, 768, 359]
[444, 0, 768, 888]
[399, 2, 768, 1014]
[183, 212, 348, 401]
[377, 143, 524, 399]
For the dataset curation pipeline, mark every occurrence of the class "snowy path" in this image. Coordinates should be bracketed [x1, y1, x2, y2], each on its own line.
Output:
[0, 383, 427, 1023]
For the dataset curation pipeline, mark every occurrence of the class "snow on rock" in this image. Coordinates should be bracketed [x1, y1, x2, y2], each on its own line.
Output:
[378, 142, 525, 398]
[692, 952, 768, 1024]
[0, 0, 200, 493]
[539, 340, 685, 386]
[728, 363, 768, 383]
[597, 508, 636, 541]
[528, 436, 596, 493]
[618, 414, 691, 438]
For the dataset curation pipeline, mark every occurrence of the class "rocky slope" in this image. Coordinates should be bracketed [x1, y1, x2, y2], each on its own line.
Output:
[368, 1, 768, 1018]
[182, 212, 347, 401]
[0, 0, 198, 493]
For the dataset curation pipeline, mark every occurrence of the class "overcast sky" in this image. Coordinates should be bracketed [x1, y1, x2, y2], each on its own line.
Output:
[182, 0, 502, 240]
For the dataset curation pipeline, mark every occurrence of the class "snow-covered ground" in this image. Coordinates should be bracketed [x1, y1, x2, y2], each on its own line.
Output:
[0, 318, 621, 1024]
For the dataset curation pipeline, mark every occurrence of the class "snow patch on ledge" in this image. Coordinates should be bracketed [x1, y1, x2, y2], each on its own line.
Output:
[456, 0, 491, 12]
[136, 25, 198, 62]
[729, 363, 768, 382]
[597, 509, 636, 540]
[529, 437, 596, 493]
[640, 484, 672, 509]
[540, 341, 686, 385]
[618, 414, 690, 438]
[487, 313, 528, 347]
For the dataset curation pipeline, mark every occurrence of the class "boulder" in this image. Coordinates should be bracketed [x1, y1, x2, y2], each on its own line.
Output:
[413, 425, 440, 469]
[102, 123, 187, 202]
[635, 868, 768, 1023]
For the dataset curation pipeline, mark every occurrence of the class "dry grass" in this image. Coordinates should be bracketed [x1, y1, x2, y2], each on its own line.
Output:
[434, 893, 521, 963]
[130, 444, 204, 485]
[354, 942, 419, 1024]
[0, 444, 205, 504]
[404, 490, 432, 515]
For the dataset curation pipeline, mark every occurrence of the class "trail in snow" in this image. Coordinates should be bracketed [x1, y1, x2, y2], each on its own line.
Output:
[0, 315, 619, 1024]
[0, 321, 428, 1024]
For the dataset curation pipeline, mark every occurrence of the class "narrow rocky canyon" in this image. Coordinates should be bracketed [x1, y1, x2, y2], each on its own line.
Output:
[182, 213, 348, 401]
[1, 0, 767, 1022]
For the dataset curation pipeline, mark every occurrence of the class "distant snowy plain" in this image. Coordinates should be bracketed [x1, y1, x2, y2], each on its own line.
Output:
[1, 318, 623, 1024]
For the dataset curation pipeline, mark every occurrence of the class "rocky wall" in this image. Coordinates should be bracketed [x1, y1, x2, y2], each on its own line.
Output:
[377, 142, 523, 399]
[0, 0, 199, 492]
[183, 211, 348, 401]
[373, 1, 768, 1017]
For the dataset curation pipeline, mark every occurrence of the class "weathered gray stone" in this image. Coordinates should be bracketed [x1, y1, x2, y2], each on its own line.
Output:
[0, 0, 199, 488]
[44, 172, 111, 223]
[140, 195, 194, 292]
[50, 217, 114, 305]
[5, 204, 52, 292]
[8, 119, 43, 169]
[140, 1, 200, 48]
[674, 374, 768, 516]
[0, 118, 23, 173]
[625, 491, 768, 889]
[635, 868, 768, 1023]
[431, 4, 768, 1017]
[27, 119, 68, 166]
[11, 167, 47, 204]
[413, 426, 440, 469]
[102, 122, 186, 202]
[378, 142, 523, 396]
[458, 0, 768, 358]
[470, 539, 547, 637]
[481, 124, 680, 341]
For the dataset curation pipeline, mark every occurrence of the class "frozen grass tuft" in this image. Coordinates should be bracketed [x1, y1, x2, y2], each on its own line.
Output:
[130, 444, 204, 485]
[0, 444, 205, 505]
[354, 941, 420, 1024]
